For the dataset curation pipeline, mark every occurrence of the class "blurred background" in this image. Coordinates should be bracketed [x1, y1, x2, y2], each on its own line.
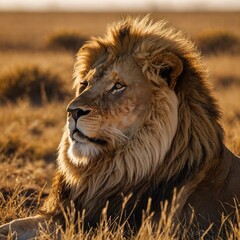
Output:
[0, 0, 240, 224]
[1, 0, 240, 11]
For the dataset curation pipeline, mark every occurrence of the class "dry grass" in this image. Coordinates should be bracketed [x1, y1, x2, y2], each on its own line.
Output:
[0, 101, 66, 161]
[0, 66, 69, 105]
[45, 30, 86, 52]
[0, 11, 240, 239]
[197, 30, 240, 55]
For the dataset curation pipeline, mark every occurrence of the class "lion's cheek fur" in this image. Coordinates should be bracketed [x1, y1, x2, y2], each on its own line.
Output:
[151, 87, 179, 165]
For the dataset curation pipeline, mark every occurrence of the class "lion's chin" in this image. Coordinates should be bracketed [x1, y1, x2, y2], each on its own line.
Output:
[67, 139, 101, 166]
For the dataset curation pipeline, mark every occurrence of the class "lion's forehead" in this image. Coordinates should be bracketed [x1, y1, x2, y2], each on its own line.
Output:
[83, 56, 144, 86]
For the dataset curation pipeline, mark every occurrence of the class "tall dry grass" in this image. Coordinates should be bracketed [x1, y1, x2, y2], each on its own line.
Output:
[1, 191, 240, 239]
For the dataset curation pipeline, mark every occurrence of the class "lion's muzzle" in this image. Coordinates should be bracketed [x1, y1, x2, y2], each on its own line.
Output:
[67, 107, 91, 121]
[67, 104, 106, 146]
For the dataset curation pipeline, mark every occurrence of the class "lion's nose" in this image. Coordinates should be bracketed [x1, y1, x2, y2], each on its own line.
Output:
[67, 107, 91, 121]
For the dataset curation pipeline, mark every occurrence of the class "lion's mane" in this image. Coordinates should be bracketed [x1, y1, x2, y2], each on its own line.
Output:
[42, 16, 224, 229]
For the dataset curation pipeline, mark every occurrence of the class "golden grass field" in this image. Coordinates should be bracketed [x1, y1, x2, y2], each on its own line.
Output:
[0, 11, 240, 239]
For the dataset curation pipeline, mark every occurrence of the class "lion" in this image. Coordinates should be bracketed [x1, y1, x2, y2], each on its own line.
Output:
[1, 16, 240, 239]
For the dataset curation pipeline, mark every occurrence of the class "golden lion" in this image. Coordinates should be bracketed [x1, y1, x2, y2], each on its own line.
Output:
[1, 16, 240, 238]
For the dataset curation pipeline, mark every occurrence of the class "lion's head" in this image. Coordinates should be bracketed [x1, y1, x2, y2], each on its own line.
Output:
[67, 56, 152, 161]
[65, 17, 186, 166]
[66, 48, 182, 165]
[57, 16, 223, 216]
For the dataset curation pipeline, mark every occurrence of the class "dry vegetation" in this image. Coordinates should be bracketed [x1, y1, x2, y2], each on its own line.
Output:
[0, 12, 240, 239]
[45, 30, 86, 52]
[196, 30, 240, 55]
[0, 66, 69, 104]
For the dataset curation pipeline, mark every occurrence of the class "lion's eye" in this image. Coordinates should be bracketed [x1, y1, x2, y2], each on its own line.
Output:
[111, 82, 126, 94]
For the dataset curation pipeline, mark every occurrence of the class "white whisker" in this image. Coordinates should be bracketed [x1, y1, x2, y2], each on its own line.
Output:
[103, 126, 130, 142]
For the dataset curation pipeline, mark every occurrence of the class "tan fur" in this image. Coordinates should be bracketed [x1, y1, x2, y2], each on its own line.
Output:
[1, 16, 240, 237]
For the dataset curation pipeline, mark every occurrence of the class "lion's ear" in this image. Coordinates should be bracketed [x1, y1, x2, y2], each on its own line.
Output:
[158, 52, 183, 89]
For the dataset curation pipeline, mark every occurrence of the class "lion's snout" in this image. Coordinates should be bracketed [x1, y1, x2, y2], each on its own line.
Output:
[67, 106, 91, 122]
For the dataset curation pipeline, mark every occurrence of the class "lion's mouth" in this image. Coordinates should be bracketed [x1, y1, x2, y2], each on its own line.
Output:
[72, 129, 106, 145]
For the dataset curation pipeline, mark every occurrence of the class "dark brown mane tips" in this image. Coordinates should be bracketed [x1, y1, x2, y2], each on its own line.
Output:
[118, 24, 131, 43]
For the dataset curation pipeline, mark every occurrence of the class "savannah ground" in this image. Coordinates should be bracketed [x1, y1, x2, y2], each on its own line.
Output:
[0, 12, 240, 239]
